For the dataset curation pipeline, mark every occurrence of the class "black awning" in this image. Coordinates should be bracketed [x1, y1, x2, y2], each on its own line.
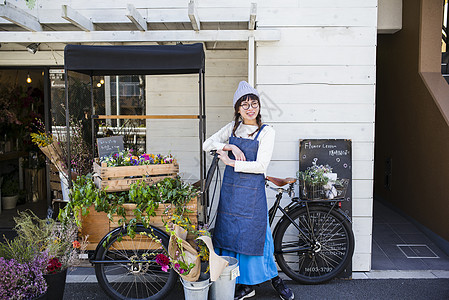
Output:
[64, 43, 205, 76]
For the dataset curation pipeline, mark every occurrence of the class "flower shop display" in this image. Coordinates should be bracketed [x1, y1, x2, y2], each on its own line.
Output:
[93, 150, 178, 192]
[297, 161, 348, 200]
[59, 175, 198, 251]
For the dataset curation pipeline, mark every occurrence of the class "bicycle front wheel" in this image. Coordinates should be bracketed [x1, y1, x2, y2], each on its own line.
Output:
[94, 225, 177, 300]
[274, 205, 354, 284]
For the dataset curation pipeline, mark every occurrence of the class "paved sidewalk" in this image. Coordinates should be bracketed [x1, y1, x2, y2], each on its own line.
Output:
[63, 277, 449, 300]
[64, 269, 449, 299]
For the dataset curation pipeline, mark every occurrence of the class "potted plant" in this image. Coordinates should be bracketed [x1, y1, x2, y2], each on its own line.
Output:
[0, 234, 49, 299]
[10, 210, 87, 300]
[297, 161, 338, 200]
[2, 177, 19, 209]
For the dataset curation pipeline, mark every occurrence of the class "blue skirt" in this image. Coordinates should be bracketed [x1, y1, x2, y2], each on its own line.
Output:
[215, 217, 278, 285]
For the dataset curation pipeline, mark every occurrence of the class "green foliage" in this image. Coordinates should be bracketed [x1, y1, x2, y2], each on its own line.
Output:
[59, 175, 198, 239]
[0, 236, 39, 264]
[2, 177, 19, 196]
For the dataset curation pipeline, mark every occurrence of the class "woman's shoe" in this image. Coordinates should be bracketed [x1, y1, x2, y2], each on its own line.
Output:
[234, 284, 256, 300]
[271, 276, 294, 300]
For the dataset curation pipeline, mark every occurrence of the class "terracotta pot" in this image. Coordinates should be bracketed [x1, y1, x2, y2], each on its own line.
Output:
[43, 268, 68, 300]
[2, 195, 18, 209]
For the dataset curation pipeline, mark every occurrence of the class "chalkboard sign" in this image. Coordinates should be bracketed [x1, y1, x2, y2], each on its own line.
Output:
[97, 136, 124, 158]
[299, 139, 352, 277]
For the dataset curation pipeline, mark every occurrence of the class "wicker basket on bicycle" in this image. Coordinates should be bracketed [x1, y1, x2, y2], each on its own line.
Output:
[298, 178, 349, 200]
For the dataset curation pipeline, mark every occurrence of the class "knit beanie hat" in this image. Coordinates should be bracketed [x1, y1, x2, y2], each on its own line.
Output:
[233, 81, 259, 107]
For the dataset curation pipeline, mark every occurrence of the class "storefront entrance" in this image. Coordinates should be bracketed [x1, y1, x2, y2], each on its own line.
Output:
[0, 68, 48, 234]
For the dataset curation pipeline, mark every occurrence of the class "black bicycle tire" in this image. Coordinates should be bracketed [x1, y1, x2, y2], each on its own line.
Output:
[273, 205, 354, 284]
[95, 225, 178, 300]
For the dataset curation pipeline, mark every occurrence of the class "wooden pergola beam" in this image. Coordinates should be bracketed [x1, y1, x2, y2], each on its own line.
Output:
[0, 29, 280, 43]
[188, 0, 200, 32]
[61, 5, 94, 32]
[0, 2, 41, 32]
[126, 4, 147, 31]
[249, 3, 257, 30]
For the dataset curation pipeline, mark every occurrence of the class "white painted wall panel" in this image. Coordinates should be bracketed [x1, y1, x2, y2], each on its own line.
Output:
[257, 66, 376, 85]
[299, 0, 377, 8]
[353, 198, 373, 217]
[258, 8, 377, 27]
[271, 123, 374, 141]
[258, 27, 377, 47]
[260, 103, 375, 123]
[258, 84, 375, 104]
[257, 46, 376, 66]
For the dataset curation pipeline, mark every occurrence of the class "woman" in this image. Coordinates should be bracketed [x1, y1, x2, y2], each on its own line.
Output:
[203, 81, 294, 300]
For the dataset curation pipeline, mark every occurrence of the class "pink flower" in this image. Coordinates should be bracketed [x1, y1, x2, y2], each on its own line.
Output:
[174, 263, 180, 270]
[161, 265, 169, 272]
[180, 269, 185, 274]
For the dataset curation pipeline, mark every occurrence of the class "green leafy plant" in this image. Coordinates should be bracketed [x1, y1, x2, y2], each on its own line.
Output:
[59, 175, 198, 239]
[2, 177, 19, 196]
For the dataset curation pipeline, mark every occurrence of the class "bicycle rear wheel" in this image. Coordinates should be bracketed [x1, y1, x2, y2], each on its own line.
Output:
[274, 205, 354, 284]
[94, 225, 177, 300]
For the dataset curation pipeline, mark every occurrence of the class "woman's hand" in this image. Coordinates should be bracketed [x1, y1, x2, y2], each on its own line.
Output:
[217, 149, 235, 167]
[223, 144, 246, 161]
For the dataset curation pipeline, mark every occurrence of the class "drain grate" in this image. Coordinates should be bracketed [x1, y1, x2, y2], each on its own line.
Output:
[396, 244, 439, 258]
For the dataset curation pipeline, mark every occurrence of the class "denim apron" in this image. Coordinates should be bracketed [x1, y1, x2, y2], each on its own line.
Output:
[213, 124, 267, 256]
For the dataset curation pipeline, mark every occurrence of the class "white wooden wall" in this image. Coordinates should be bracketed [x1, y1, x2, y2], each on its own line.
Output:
[256, 0, 377, 271]
[0, 0, 377, 272]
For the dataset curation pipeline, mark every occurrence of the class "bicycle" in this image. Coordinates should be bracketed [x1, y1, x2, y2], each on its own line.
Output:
[265, 175, 355, 284]
[90, 151, 354, 300]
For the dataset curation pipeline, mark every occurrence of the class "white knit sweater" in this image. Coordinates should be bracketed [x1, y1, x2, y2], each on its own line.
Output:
[203, 122, 275, 174]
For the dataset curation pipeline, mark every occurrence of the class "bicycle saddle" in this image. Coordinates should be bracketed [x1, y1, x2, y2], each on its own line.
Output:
[266, 176, 297, 187]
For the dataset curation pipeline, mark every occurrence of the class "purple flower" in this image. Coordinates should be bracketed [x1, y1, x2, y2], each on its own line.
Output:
[0, 253, 48, 299]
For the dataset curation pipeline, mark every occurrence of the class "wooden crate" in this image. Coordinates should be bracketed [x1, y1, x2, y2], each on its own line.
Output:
[93, 159, 179, 192]
[80, 196, 197, 251]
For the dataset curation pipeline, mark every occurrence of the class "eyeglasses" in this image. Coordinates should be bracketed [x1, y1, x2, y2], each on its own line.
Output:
[240, 102, 259, 110]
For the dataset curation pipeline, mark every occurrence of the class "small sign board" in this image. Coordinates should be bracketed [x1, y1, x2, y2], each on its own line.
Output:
[97, 136, 124, 158]
[299, 139, 352, 278]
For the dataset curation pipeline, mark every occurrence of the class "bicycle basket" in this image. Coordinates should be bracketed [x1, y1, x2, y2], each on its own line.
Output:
[299, 178, 349, 200]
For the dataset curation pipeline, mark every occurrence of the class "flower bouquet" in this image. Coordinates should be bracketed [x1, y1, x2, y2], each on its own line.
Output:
[297, 162, 339, 200]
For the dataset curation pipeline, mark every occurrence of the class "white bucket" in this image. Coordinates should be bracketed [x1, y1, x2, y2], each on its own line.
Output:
[59, 172, 69, 201]
[181, 273, 211, 300]
[210, 256, 239, 300]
